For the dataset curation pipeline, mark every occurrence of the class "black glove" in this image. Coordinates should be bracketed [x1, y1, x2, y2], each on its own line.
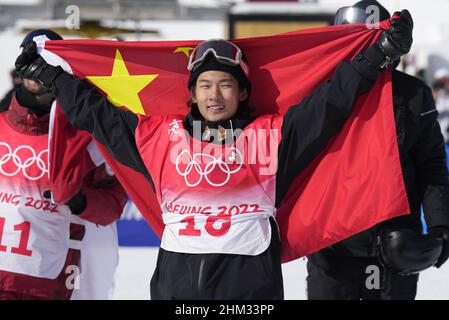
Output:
[16, 57, 63, 93]
[362, 9, 413, 70]
[378, 10, 413, 60]
[428, 226, 449, 268]
[15, 41, 39, 74]
[15, 40, 63, 93]
[43, 190, 87, 215]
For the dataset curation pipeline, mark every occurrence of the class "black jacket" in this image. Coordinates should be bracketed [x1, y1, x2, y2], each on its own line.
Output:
[310, 70, 449, 258]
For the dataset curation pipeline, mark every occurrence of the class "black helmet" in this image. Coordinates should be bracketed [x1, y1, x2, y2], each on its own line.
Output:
[20, 29, 62, 47]
[377, 229, 443, 275]
[334, 0, 390, 25]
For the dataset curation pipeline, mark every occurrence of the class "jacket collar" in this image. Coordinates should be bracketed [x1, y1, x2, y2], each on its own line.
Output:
[183, 106, 254, 144]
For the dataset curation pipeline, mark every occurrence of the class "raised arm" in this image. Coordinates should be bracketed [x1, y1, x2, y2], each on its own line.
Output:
[275, 10, 414, 206]
[54, 72, 149, 177]
[15, 44, 149, 177]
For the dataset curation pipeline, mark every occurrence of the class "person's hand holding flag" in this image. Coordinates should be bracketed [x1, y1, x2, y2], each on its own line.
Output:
[16, 41, 64, 93]
[374, 9, 413, 69]
[15, 41, 39, 74]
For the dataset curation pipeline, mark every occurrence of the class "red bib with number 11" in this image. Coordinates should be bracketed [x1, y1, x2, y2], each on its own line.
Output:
[0, 112, 72, 279]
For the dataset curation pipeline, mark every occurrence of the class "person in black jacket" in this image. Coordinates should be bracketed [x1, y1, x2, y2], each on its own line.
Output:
[306, 0, 449, 300]
[14, 12, 413, 300]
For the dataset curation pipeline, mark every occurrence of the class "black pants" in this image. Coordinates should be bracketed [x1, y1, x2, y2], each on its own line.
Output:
[150, 218, 284, 300]
[306, 253, 419, 300]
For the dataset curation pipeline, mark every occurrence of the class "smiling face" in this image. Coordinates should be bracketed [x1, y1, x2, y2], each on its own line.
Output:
[192, 70, 248, 122]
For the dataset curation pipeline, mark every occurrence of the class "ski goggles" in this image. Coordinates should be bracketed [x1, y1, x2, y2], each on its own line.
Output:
[188, 39, 249, 77]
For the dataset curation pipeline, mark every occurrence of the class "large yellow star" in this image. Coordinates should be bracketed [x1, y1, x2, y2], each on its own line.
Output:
[86, 49, 158, 115]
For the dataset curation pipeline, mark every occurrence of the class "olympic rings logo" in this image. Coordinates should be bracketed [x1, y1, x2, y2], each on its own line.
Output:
[0, 142, 49, 181]
[175, 148, 243, 187]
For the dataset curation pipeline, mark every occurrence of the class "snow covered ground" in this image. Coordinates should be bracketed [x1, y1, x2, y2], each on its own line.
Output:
[113, 247, 449, 300]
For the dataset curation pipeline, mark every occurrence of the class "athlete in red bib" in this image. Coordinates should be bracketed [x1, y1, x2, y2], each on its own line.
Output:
[0, 30, 127, 300]
[16, 17, 413, 299]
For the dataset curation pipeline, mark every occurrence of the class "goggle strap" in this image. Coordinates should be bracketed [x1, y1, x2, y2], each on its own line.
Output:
[187, 40, 249, 77]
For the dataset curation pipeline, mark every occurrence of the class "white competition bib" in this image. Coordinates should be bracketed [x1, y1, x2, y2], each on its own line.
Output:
[0, 190, 72, 279]
[136, 115, 282, 255]
[0, 114, 80, 279]
[160, 199, 274, 255]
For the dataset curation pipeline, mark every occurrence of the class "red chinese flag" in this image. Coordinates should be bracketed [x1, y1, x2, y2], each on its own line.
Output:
[44, 20, 409, 262]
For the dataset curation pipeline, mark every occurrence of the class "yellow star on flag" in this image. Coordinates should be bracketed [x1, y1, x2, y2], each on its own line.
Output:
[174, 47, 194, 58]
[86, 49, 158, 115]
